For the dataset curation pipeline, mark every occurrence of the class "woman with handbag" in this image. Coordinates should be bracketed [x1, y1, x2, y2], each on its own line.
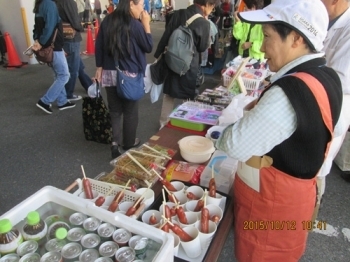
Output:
[32, 0, 75, 114]
[94, 0, 153, 158]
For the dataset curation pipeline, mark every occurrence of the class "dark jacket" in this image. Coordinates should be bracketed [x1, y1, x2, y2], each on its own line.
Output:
[33, 0, 64, 51]
[154, 5, 210, 99]
[55, 0, 84, 42]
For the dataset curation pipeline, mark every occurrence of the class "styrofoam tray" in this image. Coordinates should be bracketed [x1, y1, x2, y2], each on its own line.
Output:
[0, 186, 174, 262]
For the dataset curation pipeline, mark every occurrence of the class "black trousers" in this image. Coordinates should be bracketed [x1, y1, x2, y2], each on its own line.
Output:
[105, 86, 139, 148]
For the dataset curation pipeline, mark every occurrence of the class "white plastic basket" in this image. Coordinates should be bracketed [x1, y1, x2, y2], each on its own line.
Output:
[222, 67, 268, 91]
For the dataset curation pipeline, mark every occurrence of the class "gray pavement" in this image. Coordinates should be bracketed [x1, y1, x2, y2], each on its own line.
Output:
[0, 22, 349, 261]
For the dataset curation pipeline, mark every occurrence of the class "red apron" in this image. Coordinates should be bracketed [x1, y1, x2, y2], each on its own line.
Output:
[234, 73, 334, 262]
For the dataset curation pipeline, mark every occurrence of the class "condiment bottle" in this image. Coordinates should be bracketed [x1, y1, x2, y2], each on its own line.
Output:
[0, 219, 23, 255]
[22, 211, 48, 246]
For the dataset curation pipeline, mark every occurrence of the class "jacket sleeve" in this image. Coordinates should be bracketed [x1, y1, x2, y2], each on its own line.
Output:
[233, 21, 245, 40]
[95, 18, 104, 67]
[39, 2, 58, 45]
[65, 0, 84, 32]
[192, 18, 210, 53]
[133, 21, 153, 54]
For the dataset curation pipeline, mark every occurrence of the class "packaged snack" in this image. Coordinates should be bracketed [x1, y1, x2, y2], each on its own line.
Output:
[162, 160, 206, 185]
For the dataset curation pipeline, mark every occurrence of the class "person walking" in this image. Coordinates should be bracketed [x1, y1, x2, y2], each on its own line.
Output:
[94, 0, 102, 24]
[33, 0, 75, 114]
[56, 0, 93, 101]
[83, 0, 92, 23]
[216, 0, 342, 260]
[94, 0, 153, 158]
[75, 0, 85, 22]
[154, 0, 216, 129]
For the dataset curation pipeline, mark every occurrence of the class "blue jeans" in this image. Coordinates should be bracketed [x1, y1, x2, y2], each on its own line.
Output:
[41, 51, 69, 106]
[63, 41, 92, 98]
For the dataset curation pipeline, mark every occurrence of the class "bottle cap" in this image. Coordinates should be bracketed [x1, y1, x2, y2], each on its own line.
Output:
[27, 211, 40, 226]
[55, 227, 68, 240]
[0, 219, 12, 234]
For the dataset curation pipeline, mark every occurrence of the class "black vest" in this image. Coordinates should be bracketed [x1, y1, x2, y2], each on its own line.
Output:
[259, 58, 342, 179]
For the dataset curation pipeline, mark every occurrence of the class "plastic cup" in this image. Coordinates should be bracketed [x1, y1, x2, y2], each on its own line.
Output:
[185, 200, 202, 219]
[185, 185, 204, 201]
[206, 192, 223, 206]
[101, 196, 115, 208]
[179, 226, 201, 258]
[170, 232, 180, 257]
[169, 181, 185, 193]
[78, 190, 99, 201]
[206, 204, 223, 224]
[141, 210, 162, 227]
[172, 191, 187, 206]
[195, 220, 217, 250]
[135, 188, 155, 209]
[118, 201, 134, 212]
[177, 211, 198, 228]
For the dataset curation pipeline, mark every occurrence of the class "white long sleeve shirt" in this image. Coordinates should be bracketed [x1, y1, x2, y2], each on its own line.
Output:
[216, 53, 325, 162]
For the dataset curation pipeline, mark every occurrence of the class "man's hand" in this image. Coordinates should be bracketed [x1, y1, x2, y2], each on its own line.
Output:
[241, 42, 252, 50]
[32, 41, 42, 51]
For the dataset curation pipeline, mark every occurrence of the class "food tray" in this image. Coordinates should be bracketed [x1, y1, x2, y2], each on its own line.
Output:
[170, 118, 208, 132]
[0, 186, 174, 261]
[222, 67, 268, 90]
[145, 181, 231, 262]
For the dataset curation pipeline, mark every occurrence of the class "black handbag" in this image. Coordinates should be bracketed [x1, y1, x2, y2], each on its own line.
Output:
[150, 53, 168, 85]
[82, 82, 112, 144]
[33, 29, 57, 66]
[115, 60, 145, 101]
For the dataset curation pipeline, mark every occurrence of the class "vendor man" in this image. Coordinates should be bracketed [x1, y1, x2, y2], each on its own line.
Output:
[216, 0, 342, 261]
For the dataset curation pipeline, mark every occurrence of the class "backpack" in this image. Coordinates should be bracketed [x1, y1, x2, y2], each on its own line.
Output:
[164, 13, 202, 76]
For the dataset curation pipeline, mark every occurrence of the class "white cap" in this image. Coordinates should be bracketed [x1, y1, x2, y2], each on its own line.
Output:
[238, 0, 328, 52]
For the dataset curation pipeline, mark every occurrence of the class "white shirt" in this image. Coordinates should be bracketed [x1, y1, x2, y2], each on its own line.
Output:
[323, 7, 350, 95]
[216, 53, 325, 162]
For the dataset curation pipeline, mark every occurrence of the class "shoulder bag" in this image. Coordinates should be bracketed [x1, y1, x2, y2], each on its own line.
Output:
[33, 29, 57, 66]
[115, 59, 145, 101]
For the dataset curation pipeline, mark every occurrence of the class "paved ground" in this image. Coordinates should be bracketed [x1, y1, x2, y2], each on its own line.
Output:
[0, 21, 349, 261]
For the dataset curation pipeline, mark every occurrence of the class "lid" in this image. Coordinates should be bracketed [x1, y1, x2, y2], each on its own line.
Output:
[26, 211, 40, 226]
[0, 219, 12, 234]
[55, 228, 68, 240]
[178, 136, 215, 155]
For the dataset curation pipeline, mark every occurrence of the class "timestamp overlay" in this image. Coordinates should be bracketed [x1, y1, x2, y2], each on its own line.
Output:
[243, 220, 328, 231]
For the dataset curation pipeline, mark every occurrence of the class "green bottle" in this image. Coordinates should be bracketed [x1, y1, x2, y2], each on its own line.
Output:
[0, 219, 23, 255]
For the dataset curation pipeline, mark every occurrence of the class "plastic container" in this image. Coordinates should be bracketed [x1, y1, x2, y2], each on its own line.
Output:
[22, 211, 47, 246]
[170, 118, 208, 132]
[222, 67, 268, 90]
[0, 219, 23, 255]
[178, 136, 215, 164]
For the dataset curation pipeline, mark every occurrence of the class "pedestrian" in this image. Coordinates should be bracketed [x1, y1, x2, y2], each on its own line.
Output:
[94, 0, 102, 24]
[316, 0, 350, 206]
[216, 0, 342, 260]
[75, 0, 85, 22]
[154, 0, 216, 129]
[83, 0, 92, 23]
[232, 0, 265, 60]
[94, 0, 153, 158]
[56, 0, 93, 101]
[33, 0, 75, 114]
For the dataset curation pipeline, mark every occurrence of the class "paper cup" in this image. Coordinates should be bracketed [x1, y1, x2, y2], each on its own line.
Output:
[185, 186, 204, 201]
[179, 226, 201, 258]
[169, 181, 185, 193]
[141, 210, 162, 227]
[172, 191, 187, 206]
[118, 201, 134, 212]
[195, 220, 217, 250]
[170, 232, 180, 257]
[185, 200, 202, 219]
[159, 202, 177, 217]
[206, 192, 223, 206]
[135, 188, 155, 208]
[78, 190, 99, 201]
[178, 211, 198, 228]
[101, 196, 115, 208]
[206, 204, 223, 224]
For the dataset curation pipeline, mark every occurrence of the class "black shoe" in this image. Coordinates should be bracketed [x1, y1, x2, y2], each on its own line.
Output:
[111, 145, 122, 159]
[58, 101, 76, 111]
[122, 138, 141, 151]
[36, 99, 52, 114]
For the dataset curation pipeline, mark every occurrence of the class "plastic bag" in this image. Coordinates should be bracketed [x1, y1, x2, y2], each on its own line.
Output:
[87, 82, 100, 98]
[150, 83, 163, 103]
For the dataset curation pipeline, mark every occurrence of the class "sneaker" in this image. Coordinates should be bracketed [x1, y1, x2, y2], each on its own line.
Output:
[36, 99, 52, 114]
[122, 138, 141, 151]
[111, 145, 122, 159]
[58, 101, 76, 110]
[67, 95, 82, 102]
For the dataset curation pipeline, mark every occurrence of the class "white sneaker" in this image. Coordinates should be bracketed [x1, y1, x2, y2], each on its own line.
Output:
[67, 95, 82, 102]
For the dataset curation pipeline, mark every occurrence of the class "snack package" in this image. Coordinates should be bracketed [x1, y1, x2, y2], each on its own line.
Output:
[162, 160, 206, 185]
